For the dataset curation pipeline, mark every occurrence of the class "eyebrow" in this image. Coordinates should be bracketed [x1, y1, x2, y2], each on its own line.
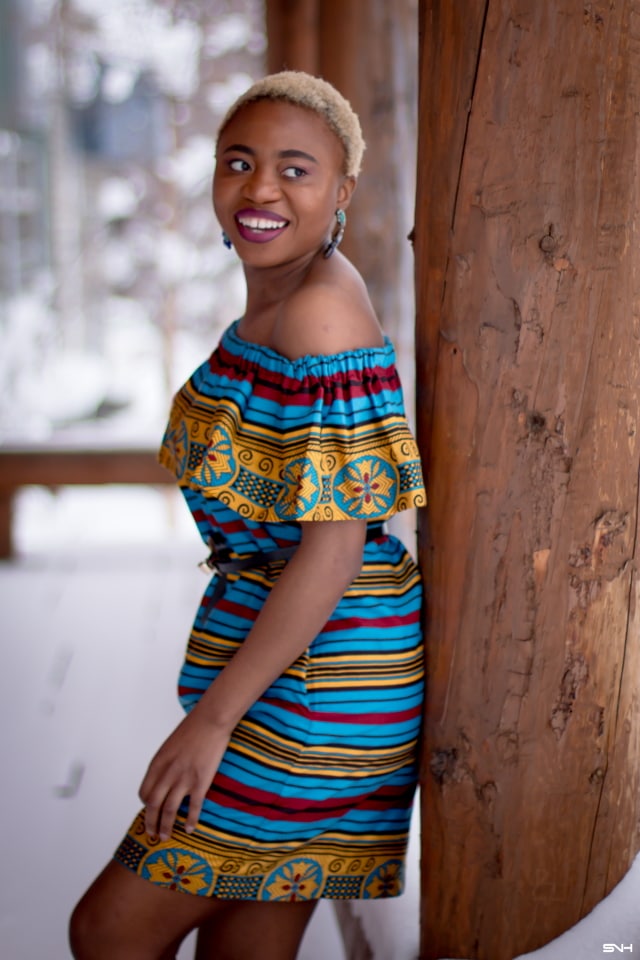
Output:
[223, 144, 319, 164]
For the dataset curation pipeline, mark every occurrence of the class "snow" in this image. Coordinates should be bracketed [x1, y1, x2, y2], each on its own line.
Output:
[101, 62, 139, 103]
[1, 486, 346, 960]
[430, 856, 640, 959]
[68, 0, 203, 100]
[25, 41, 57, 99]
[206, 72, 256, 115]
[157, 135, 216, 197]
[19, 349, 110, 422]
[203, 14, 253, 58]
[154, 230, 200, 284]
[1, 0, 261, 446]
[350, 820, 640, 960]
[512, 862, 640, 960]
[97, 176, 140, 220]
[60, 4, 263, 106]
[7, 485, 640, 960]
[349, 799, 421, 960]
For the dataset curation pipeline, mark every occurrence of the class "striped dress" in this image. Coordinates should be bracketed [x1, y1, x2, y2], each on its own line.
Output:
[114, 320, 426, 902]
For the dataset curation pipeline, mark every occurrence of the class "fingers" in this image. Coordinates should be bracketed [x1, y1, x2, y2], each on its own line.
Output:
[139, 764, 210, 841]
[157, 785, 189, 841]
[137, 715, 228, 842]
[139, 767, 166, 839]
[139, 765, 184, 841]
[184, 787, 206, 835]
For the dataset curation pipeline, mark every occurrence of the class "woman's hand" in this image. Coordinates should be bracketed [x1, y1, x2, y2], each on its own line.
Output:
[139, 519, 366, 843]
[139, 709, 231, 841]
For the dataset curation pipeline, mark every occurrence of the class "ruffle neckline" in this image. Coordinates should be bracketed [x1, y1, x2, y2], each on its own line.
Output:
[159, 321, 426, 523]
[222, 319, 396, 376]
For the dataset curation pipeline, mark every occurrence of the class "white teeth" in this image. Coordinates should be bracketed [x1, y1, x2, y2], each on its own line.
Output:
[237, 217, 286, 230]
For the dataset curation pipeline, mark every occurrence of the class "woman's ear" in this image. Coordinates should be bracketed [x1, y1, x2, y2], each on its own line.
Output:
[337, 175, 357, 210]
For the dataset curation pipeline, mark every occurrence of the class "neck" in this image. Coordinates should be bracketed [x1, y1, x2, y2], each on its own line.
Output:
[242, 250, 321, 320]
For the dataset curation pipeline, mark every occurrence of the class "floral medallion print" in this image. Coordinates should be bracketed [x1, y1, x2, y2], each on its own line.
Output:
[141, 849, 214, 896]
[334, 456, 397, 517]
[196, 425, 236, 485]
[363, 859, 404, 899]
[163, 418, 189, 479]
[275, 457, 320, 519]
[262, 858, 324, 901]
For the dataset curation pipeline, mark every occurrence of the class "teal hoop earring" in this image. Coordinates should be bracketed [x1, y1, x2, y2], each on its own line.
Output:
[323, 209, 346, 259]
[222, 230, 233, 250]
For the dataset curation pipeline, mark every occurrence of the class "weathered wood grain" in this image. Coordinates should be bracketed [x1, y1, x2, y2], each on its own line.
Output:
[265, 0, 319, 74]
[416, 2, 640, 958]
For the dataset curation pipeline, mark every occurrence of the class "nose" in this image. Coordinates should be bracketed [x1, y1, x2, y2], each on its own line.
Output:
[244, 165, 281, 203]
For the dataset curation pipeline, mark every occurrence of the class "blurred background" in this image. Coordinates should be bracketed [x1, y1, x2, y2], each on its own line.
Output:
[0, 0, 264, 447]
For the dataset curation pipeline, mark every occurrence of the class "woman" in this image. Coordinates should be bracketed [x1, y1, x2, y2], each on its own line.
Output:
[70, 71, 426, 960]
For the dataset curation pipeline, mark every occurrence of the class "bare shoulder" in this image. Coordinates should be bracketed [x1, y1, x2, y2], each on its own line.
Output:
[271, 258, 385, 360]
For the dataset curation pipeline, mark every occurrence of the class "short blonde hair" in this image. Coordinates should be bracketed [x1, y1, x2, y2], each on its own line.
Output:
[217, 71, 365, 177]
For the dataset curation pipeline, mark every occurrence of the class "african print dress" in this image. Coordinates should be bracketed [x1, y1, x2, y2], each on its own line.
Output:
[114, 320, 426, 902]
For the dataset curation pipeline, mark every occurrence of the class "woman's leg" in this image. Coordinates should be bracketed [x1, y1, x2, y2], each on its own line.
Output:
[69, 860, 228, 960]
[194, 900, 318, 960]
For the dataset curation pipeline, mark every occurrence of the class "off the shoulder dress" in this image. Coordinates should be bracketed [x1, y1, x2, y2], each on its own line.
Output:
[114, 320, 426, 902]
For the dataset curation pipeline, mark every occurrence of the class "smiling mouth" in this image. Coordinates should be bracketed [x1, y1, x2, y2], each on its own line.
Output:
[237, 215, 288, 231]
[234, 211, 289, 244]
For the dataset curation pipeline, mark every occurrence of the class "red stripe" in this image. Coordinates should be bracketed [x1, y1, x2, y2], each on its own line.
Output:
[190, 512, 273, 545]
[210, 346, 401, 398]
[177, 690, 422, 729]
[322, 610, 420, 632]
[209, 775, 411, 821]
[215, 598, 260, 620]
[258, 697, 422, 726]
[251, 378, 392, 406]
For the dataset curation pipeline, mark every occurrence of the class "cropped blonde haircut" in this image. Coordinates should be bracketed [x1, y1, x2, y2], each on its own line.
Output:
[217, 71, 365, 178]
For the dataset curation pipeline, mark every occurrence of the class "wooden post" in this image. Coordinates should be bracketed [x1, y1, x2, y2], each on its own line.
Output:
[264, 0, 418, 340]
[317, 1, 418, 346]
[416, 2, 640, 959]
[264, 0, 319, 74]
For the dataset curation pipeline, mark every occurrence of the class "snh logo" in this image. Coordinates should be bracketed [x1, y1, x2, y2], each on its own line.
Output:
[603, 947, 634, 954]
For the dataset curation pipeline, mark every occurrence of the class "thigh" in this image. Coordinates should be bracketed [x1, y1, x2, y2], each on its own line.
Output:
[69, 860, 228, 960]
[195, 899, 318, 960]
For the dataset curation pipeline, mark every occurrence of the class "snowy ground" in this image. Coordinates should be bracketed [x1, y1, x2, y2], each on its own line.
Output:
[1, 484, 638, 960]
[0, 486, 345, 959]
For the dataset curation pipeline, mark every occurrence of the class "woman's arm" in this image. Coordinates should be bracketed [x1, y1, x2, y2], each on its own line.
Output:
[140, 518, 367, 840]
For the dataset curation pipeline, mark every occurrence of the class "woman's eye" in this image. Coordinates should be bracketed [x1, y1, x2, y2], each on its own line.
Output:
[282, 166, 307, 180]
[229, 158, 251, 172]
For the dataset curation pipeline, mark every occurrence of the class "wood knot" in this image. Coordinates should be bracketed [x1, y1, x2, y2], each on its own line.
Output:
[527, 411, 546, 435]
[429, 748, 458, 785]
[550, 655, 588, 739]
[594, 509, 628, 547]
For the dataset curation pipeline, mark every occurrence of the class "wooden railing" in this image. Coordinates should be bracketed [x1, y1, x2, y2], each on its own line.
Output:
[0, 444, 173, 558]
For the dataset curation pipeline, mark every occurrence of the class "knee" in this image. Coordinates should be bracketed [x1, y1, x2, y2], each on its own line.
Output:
[69, 890, 110, 960]
[68, 898, 86, 959]
[68, 895, 95, 960]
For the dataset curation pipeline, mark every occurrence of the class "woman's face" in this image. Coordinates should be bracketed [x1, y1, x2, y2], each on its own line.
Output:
[213, 99, 354, 267]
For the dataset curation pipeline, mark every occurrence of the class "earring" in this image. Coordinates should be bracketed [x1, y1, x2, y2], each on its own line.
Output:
[323, 209, 346, 259]
[222, 230, 233, 250]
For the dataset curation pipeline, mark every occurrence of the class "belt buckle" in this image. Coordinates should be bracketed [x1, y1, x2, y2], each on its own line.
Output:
[199, 536, 219, 574]
[198, 555, 218, 574]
